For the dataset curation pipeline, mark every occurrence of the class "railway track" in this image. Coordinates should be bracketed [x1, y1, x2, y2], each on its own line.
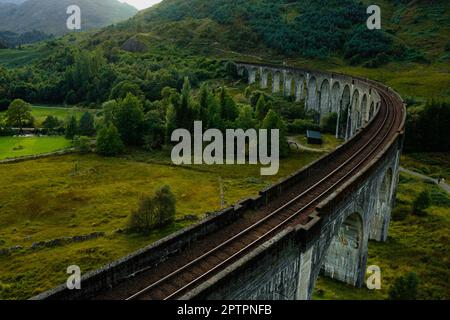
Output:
[93, 80, 404, 301]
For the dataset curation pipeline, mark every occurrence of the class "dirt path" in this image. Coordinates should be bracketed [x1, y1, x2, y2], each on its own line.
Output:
[400, 167, 450, 194]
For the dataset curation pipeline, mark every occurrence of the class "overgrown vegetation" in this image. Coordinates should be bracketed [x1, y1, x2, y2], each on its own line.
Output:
[128, 185, 176, 234]
[404, 100, 450, 153]
[388, 272, 419, 300]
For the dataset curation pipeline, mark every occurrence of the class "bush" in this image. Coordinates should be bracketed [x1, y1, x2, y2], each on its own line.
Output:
[320, 112, 337, 134]
[96, 124, 124, 156]
[392, 205, 411, 221]
[78, 112, 96, 136]
[128, 185, 176, 234]
[388, 272, 419, 300]
[73, 136, 91, 154]
[413, 190, 431, 215]
[65, 115, 78, 140]
[42, 115, 62, 132]
[404, 100, 450, 152]
[288, 119, 320, 134]
[0, 98, 11, 112]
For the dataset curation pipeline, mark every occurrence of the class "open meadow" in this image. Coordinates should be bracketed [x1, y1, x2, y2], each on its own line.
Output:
[0, 147, 323, 299]
[0, 136, 71, 160]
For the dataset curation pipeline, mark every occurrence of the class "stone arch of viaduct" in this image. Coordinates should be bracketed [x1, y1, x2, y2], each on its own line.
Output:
[238, 63, 381, 141]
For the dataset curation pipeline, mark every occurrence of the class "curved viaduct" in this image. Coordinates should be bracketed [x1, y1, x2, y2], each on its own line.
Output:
[34, 62, 406, 301]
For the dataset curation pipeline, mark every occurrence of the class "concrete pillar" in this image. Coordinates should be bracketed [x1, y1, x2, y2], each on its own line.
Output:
[295, 78, 304, 102]
[284, 73, 293, 96]
[237, 66, 245, 77]
[322, 213, 366, 287]
[249, 68, 257, 85]
[335, 100, 341, 139]
[296, 247, 313, 300]
[260, 68, 268, 89]
[369, 203, 390, 242]
[272, 72, 281, 93]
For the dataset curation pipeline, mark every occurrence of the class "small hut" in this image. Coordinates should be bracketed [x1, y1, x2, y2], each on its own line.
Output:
[307, 130, 323, 145]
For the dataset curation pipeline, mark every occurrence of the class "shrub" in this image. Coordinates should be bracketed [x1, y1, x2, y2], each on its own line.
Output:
[65, 115, 78, 140]
[73, 136, 91, 154]
[392, 205, 411, 221]
[42, 115, 62, 132]
[128, 185, 176, 234]
[0, 98, 11, 112]
[96, 124, 124, 156]
[413, 190, 431, 215]
[388, 272, 419, 300]
[78, 112, 96, 137]
[288, 119, 320, 134]
[320, 112, 338, 134]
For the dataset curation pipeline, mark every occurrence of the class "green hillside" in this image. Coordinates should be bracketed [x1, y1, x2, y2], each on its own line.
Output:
[109, 0, 449, 64]
[1, 0, 449, 106]
[82, 0, 450, 102]
[0, 0, 137, 36]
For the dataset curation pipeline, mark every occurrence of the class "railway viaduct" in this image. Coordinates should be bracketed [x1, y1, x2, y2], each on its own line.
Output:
[34, 62, 406, 301]
[238, 62, 382, 140]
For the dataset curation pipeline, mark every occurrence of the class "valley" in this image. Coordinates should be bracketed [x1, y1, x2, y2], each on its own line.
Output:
[0, 0, 448, 301]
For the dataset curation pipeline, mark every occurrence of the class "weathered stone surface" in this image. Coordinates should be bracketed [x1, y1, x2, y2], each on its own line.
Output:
[121, 36, 147, 53]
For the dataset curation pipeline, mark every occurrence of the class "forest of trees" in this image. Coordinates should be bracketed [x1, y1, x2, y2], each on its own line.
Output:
[0, 30, 51, 48]
[404, 101, 450, 153]
[92, 73, 290, 157]
[0, 46, 223, 108]
[137, 0, 419, 65]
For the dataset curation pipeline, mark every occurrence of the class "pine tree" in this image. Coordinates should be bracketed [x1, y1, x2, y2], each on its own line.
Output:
[115, 93, 144, 145]
[199, 84, 211, 127]
[78, 112, 96, 136]
[219, 86, 239, 122]
[65, 115, 78, 140]
[236, 105, 256, 130]
[165, 103, 177, 144]
[262, 110, 289, 157]
[255, 94, 268, 121]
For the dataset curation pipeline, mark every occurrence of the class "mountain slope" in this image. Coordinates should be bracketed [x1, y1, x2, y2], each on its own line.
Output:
[0, 0, 26, 4]
[0, 0, 138, 35]
[102, 0, 449, 65]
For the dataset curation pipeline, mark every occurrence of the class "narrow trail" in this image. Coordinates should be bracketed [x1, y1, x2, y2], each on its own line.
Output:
[399, 167, 450, 194]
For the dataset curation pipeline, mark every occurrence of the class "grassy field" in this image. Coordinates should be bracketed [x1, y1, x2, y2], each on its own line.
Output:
[0, 136, 72, 160]
[0, 105, 96, 127]
[313, 157, 450, 300]
[290, 134, 343, 153]
[401, 153, 450, 181]
[0, 147, 323, 299]
[30, 106, 95, 126]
